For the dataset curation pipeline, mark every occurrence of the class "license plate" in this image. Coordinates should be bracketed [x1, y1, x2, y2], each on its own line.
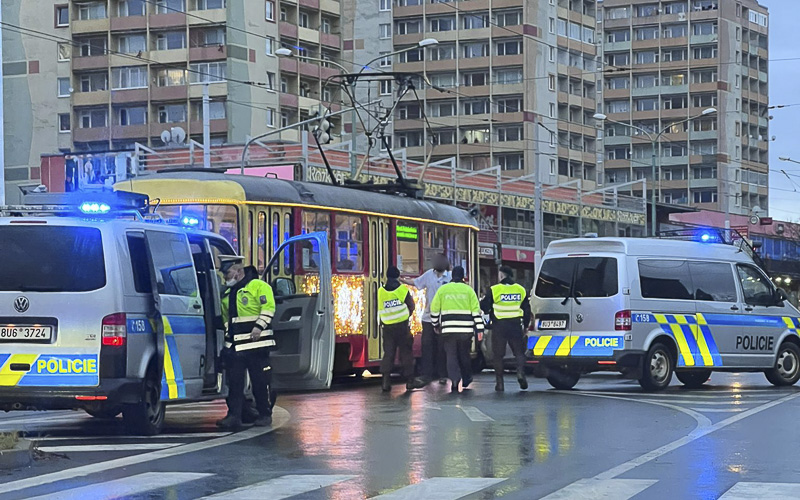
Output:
[0, 325, 53, 341]
[537, 319, 567, 330]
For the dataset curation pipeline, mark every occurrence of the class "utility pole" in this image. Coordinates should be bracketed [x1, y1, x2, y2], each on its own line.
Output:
[202, 84, 210, 169]
[0, 2, 6, 204]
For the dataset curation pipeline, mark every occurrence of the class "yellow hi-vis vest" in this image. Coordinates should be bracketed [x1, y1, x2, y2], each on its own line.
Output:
[430, 282, 484, 335]
[491, 283, 526, 320]
[378, 285, 411, 325]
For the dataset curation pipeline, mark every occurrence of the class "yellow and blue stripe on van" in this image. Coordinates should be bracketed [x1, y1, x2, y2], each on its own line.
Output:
[127, 315, 205, 400]
[0, 353, 99, 386]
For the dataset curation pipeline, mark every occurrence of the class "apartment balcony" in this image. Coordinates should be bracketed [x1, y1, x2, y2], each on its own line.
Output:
[460, 27, 491, 40]
[631, 39, 662, 51]
[320, 0, 339, 15]
[493, 112, 523, 124]
[110, 15, 147, 31]
[298, 95, 322, 111]
[74, 127, 111, 143]
[299, 0, 320, 8]
[491, 25, 522, 38]
[689, 34, 719, 45]
[690, 9, 719, 21]
[298, 60, 325, 79]
[393, 119, 426, 131]
[689, 130, 717, 141]
[111, 88, 149, 104]
[393, 33, 423, 47]
[189, 118, 228, 135]
[689, 178, 718, 189]
[490, 0, 523, 9]
[659, 36, 689, 48]
[690, 82, 719, 93]
[392, 5, 423, 18]
[661, 108, 691, 119]
[759, 71, 768, 83]
[279, 57, 298, 73]
[151, 85, 188, 101]
[188, 8, 225, 25]
[188, 82, 227, 99]
[320, 33, 340, 48]
[280, 22, 298, 38]
[603, 134, 632, 146]
[492, 82, 524, 95]
[758, 116, 769, 128]
[73, 55, 110, 71]
[660, 180, 688, 190]
[604, 88, 630, 99]
[280, 93, 299, 108]
[109, 52, 152, 66]
[111, 124, 149, 140]
[149, 13, 187, 29]
[632, 84, 689, 97]
[189, 45, 227, 61]
[604, 41, 631, 52]
[151, 121, 189, 138]
[603, 18, 630, 30]
[659, 155, 689, 166]
[457, 85, 490, 98]
[630, 109, 660, 120]
[73, 90, 110, 107]
[298, 26, 320, 44]
[604, 159, 631, 169]
[72, 18, 110, 34]
[491, 54, 524, 68]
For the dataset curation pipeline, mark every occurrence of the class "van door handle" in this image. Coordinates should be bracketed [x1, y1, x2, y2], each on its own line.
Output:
[193, 303, 202, 310]
[744, 306, 754, 312]
[730, 305, 739, 311]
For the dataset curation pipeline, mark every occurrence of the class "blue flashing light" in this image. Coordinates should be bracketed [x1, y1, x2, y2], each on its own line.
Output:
[700, 233, 711, 242]
[182, 216, 200, 227]
[80, 202, 111, 214]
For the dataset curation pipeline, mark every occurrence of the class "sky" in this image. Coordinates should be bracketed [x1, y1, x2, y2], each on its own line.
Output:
[764, 1, 800, 221]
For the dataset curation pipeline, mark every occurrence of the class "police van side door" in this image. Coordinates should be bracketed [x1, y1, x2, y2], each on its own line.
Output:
[265, 232, 335, 390]
[735, 264, 784, 367]
[144, 230, 205, 399]
[686, 261, 735, 369]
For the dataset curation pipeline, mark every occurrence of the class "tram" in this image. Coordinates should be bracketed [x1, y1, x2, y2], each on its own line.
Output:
[116, 170, 479, 376]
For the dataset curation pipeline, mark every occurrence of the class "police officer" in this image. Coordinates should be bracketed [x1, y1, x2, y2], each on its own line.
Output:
[430, 266, 484, 394]
[480, 266, 531, 392]
[377, 266, 417, 392]
[217, 255, 277, 430]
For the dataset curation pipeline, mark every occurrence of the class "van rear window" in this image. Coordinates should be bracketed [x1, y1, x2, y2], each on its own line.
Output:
[536, 257, 619, 298]
[0, 226, 105, 292]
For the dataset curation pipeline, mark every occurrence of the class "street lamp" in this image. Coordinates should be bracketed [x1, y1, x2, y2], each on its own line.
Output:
[594, 108, 717, 236]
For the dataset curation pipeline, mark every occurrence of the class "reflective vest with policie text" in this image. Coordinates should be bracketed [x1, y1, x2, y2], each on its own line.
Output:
[430, 282, 485, 335]
[491, 283, 526, 320]
[378, 285, 411, 326]
[222, 279, 277, 352]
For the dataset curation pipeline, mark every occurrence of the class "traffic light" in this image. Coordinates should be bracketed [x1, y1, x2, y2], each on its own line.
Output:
[310, 108, 332, 144]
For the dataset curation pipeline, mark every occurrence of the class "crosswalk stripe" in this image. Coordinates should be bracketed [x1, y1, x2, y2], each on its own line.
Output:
[641, 399, 769, 405]
[370, 477, 505, 499]
[199, 474, 355, 499]
[37, 443, 182, 453]
[719, 482, 800, 499]
[22, 472, 212, 500]
[31, 432, 232, 442]
[460, 406, 495, 422]
[540, 479, 657, 499]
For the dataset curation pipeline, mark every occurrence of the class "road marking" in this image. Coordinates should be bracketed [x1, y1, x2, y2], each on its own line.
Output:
[0, 413, 86, 428]
[540, 479, 657, 499]
[0, 406, 289, 496]
[199, 474, 355, 499]
[370, 477, 506, 499]
[31, 432, 232, 441]
[641, 399, 769, 405]
[582, 390, 796, 398]
[690, 408, 745, 413]
[23, 472, 212, 500]
[719, 482, 800, 499]
[459, 406, 494, 422]
[37, 443, 183, 453]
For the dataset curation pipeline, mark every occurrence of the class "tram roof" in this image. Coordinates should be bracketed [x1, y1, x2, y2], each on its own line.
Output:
[120, 171, 478, 228]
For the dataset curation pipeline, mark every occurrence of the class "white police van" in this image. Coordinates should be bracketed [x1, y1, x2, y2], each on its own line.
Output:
[527, 232, 800, 391]
[0, 193, 335, 434]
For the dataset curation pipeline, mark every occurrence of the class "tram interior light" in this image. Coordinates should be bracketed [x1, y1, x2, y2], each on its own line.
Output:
[80, 202, 111, 214]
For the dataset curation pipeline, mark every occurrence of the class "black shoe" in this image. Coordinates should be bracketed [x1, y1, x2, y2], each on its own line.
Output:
[242, 407, 260, 424]
[216, 414, 243, 430]
[382, 376, 391, 392]
[451, 383, 460, 394]
[438, 378, 448, 385]
[495, 378, 505, 392]
[518, 375, 529, 391]
[412, 377, 430, 388]
[462, 378, 473, 388]
[253, 414, 273, 427]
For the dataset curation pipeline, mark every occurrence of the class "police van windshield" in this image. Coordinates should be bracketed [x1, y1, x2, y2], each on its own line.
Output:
[0, 226, 106, 292]
[536, 257, 619, 298]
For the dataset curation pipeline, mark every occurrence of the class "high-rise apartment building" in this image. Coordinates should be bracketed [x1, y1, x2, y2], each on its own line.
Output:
[599, 0, 768, 215]
[1, 0, 342, 202]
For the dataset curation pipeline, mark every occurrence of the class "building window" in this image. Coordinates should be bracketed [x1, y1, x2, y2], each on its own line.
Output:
[79, 108, 108, 128]
[496, 97, 522, 113]
[202, 28, 226, 46]
[280, 111, 290, 128]
[265, 0, 275, 21]
[380, 0, 391, 11]
[379, 80, 392, 95]
[548, 74, 555, 91]
[379, 52, 391, 67]
[79, 72, 108, 92]
[265, 37, 273, 55]
[119, 0, 146, 16]
[57, 77, 71, 97]
[118, 34, 147, 54]
[462, 13, 489, 30]
[78, 2, 106, 20]
[497, 126, 522, 142]
[155, 31, 186, 51]
[78, 37, 107, 57]
[112, 66, 148, 89]
[196, 0, 226, 9]
[693, 45, 718, 60]
[267, 72, 276, 90]
[321, 17, 331, 34]
[380, 24, 391, 39]
[549, 17, 555, 34]
[462, 42, 489, 59]
[158, 104, 187, 123]
[191, 101, 226, 121]
[298, 11, 310, 28]
[495, 10, 522, 27]
[549, 103, 555, 118]
[430, 16, 456, 32]
[267, 108, 276, 127]
[55, 5, 69, 27]
[57, 43, 71, 61]
[190, 62, 227, 83]
[496, 39, 522, 56]
[156, 68, 187, 87]
[498, 154, 524, 171]
[58, 113, 71, 132]
[549, 158, 556, 175]
[280, 77, 288, 93]
[118, 106, 148, 126]
[156, 0, 186, 14]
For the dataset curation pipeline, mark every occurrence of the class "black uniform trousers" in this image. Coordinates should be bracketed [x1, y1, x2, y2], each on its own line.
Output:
[442, 334, 473, 387]
[491, 320, 526, 378]
[227, 349, 274, 418]
[421, 321, 447, 380]
[381, 322, 415, 378]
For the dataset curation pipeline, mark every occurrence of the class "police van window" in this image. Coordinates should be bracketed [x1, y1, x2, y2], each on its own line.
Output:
[535, 258, 575, 298]
[574, 258, 618, 298]
[127, 234, 152, 294]
[157, 205, 239, 253]
[638, 260, 693, 300]
[736, 265, 775, 306]
[334, 214, 363, 273]
[0, 226, 106, 292]
[689, 262, 737, 302]
[396, 222, 420, 275]
[146, 231, 199, 297]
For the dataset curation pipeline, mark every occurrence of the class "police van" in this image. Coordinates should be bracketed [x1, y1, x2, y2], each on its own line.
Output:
[0, 193, 336, 434]
[527, 233, 800, 391]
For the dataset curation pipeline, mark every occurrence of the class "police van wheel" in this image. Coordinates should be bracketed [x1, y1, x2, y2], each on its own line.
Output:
[639, 343, 673, 391]
[766, 342, 800, 386]
[675, 370, 711, 389]
[123, 371, 165, 436]
[546, 369, 580, 390]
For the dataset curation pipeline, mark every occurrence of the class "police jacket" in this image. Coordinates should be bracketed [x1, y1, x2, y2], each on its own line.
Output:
[480, 278, 532, 333]
[378, 279, 416, 329]
[430, 280, 484, 336]
[222, 271, 276, 352]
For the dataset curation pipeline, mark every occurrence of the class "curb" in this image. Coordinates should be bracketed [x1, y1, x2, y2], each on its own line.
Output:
[0, 439, 32, 470]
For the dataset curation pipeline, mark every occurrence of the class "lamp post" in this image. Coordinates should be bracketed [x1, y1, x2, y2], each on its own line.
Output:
[594, 108, 717, 236]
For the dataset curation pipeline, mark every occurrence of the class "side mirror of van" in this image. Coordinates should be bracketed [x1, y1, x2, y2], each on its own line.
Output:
[776, 288, 790, 307]
[273, 277, 296, 297]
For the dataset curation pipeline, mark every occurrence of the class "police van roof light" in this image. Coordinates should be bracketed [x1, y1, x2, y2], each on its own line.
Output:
[80, 202, 111, 215]
[700, 233, 712, 242]
[182, 216, 200, 227]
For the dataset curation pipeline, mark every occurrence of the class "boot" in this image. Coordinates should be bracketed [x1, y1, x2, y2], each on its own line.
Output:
[216, 414, 243, 430]
[242, 406, 260, 424]
[382, 375, 391, 392]
[253, 414, 273, 427]
[495, 374, 505, 392]
[518, 373, 529, 390]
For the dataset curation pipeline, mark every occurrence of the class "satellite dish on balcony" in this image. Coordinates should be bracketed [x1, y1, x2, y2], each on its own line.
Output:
[160, 127, 187, 146]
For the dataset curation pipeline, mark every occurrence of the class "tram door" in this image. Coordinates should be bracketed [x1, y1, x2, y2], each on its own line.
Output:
[251, 207, 293, 275]
[368, 217, 389, 361]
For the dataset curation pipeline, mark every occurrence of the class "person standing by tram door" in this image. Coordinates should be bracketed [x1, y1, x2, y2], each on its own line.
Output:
[378, 266, 418, 392]
[480, 266, 530, 392]
[430, 266, 484, 394]
[403, 254, 451, 387]
[217, 256, 277, 430]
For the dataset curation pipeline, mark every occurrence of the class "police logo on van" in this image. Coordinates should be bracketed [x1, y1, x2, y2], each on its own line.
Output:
[13, 297, 29, 314]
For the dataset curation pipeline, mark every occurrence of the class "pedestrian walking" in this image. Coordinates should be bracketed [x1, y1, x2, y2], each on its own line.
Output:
[430, 266, 484, 394]
[480, 266, 531, 392]
[402, 254, 451, 386]
[216, 255, 277, 430]
[377, 266, 418, 392]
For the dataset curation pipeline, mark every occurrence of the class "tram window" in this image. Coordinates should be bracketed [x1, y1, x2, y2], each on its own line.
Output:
[257, 212, 267, 274]
[156, 204, 240, 253]
[300, 211, 327, 273]
[334, 214, 363, 273]
[272, 213, 280, 254]
[284, 213, 291, 274]
[422, 224, 445, 269]
[446, 228, 468, 272]
[396, 222, 420, 275]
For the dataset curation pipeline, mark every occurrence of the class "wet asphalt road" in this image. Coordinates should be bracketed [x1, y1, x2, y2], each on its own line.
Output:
[1, 371, 799, 499]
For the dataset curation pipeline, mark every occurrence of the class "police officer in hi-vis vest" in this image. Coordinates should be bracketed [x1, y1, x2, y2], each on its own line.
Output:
[217, 255, 277, 430]
[480, 265, 531, 392]
[430, 266, 484, 394]
[377, 266, 418, 392]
